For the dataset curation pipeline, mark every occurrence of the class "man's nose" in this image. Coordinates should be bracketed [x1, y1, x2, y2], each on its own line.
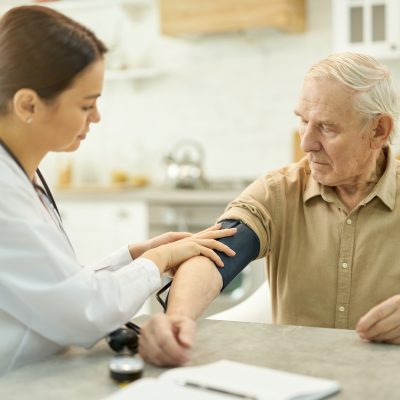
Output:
[300, 124, 321, 153]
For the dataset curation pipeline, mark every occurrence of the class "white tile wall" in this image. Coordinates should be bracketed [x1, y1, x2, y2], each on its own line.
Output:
[42, 0, 400, 186]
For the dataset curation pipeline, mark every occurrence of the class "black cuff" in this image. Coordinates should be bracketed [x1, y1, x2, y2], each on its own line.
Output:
[216, 220, 260, 291]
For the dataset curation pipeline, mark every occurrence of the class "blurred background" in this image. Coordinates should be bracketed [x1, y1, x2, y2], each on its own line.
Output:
[2, 0, 399, 316]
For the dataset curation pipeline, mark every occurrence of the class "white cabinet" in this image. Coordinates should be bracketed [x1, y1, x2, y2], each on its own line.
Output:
[333, 0, 400, 58]
[59, 200, 148, 266]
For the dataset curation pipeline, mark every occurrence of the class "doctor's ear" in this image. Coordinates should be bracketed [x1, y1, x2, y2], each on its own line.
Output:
[370, 114, 393, 149]
[12, 89, 39, 124]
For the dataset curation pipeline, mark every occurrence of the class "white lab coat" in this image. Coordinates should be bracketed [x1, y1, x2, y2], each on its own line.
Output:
[0, 147, 161, 375]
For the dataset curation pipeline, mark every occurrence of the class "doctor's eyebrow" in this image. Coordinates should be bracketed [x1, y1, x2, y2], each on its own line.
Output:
[83, 93, 101, 99]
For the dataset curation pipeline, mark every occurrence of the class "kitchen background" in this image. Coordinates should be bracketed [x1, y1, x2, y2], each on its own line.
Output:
[62, 0, 334, 185]
[30, 0, 400, 185]
[2, 0, 400, 317]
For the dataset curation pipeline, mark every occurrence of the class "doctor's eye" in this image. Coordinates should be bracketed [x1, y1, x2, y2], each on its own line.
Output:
[82, 105, 94, 111]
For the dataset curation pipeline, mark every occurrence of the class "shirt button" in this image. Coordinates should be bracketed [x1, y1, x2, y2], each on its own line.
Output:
[342, 262, 348, 269]
[338, 306, 345, 312]
[346, 219, 352, 225]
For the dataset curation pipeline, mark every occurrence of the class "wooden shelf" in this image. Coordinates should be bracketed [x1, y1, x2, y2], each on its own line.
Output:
[30, 0, 150, 9]
[159, 0, 306, 36]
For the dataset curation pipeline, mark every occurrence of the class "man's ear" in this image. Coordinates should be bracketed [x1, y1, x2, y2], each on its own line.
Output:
[370, 114, 393, 149]
[12, 89, 39, 124]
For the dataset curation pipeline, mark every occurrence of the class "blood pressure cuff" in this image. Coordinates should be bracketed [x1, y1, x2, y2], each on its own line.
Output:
[216, 220, 260, 291]
[156, 219, 260, 312]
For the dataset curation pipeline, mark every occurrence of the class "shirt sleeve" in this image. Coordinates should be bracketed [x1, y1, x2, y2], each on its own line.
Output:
[218, 176, 275, 258]
[0, 183, 161, 349]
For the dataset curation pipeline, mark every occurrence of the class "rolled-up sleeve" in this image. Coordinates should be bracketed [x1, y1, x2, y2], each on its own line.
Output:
[218, 176, 276, 258]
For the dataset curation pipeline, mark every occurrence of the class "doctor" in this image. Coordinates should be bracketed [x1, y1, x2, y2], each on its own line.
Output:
[0, 5, 236, 375]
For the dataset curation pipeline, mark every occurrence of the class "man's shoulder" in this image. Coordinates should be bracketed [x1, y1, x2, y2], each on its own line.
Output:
[261, 158, 310, 189]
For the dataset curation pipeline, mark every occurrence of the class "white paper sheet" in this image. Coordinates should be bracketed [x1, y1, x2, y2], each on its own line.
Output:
[105, 360, 341, 400]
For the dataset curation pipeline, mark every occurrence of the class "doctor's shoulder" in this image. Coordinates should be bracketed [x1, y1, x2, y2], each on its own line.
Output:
[0, 153, 44, 220]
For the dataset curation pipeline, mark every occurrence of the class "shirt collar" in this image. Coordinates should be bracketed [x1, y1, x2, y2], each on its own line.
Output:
[303, 146, 397, 211]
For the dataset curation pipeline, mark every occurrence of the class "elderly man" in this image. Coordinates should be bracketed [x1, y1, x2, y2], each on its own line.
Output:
[139, 53, 400, 366]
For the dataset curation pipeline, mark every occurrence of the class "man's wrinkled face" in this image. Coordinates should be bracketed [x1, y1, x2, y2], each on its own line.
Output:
[295, 77, 375, 187]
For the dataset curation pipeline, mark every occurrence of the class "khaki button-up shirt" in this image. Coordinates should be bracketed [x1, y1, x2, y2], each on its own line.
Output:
[219, 147, 400, 329]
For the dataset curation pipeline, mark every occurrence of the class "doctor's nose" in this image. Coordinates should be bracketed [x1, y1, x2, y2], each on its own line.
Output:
[89, 106, 101, 124]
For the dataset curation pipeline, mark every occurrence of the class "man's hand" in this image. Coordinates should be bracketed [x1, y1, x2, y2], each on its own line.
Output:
[139, 313, 196, 366]
[356, 295, 400, 344]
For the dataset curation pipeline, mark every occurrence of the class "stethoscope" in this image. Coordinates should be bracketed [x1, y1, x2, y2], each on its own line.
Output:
[0, 138, 174, 382]
[0, 137, 146, 381]
[0, 137, 61, 219]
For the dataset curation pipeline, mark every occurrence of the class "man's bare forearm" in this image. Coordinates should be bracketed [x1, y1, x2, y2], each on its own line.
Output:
[166, 256, 223, 320]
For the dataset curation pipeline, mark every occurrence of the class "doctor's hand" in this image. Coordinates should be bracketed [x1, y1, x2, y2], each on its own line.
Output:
[356, 295, 400, 344]
[139, 313, 196, 367]
[128, 231, 192, 259]
[147, 231, 193, 247]
[141, 224, 236, 275]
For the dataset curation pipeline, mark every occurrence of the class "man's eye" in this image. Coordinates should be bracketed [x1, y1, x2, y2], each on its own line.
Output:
[82, 105, 94, 111]
[321, 125, 339, 136]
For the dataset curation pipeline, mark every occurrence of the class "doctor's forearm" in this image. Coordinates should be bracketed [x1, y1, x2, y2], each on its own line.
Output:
[166, 256, 223, 320]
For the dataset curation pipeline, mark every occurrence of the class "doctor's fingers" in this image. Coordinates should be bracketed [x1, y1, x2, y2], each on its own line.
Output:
[168, 238, 235, 268]
[196, 223, 222, 233]
[161, 231, 193, 242]
[192, 227, 237, 240]
[148, 231, 193, 250]
[186, 246, 224, 268]
[191, 238, 236, 257]
[356, 295, 400, 334]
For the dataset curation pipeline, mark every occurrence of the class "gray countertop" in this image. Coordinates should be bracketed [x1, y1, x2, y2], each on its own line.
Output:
[1, 318, 400, 399]
[54, 186, 243, 205]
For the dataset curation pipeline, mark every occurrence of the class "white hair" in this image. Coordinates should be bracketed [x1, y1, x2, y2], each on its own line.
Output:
[306, 52, 400, 142]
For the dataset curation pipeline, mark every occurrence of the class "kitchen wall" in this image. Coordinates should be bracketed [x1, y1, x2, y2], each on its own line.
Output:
[41, 0, 400, 186]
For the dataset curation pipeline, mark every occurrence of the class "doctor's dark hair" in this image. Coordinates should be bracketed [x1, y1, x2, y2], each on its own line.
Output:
[0, 5, 107, 115]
